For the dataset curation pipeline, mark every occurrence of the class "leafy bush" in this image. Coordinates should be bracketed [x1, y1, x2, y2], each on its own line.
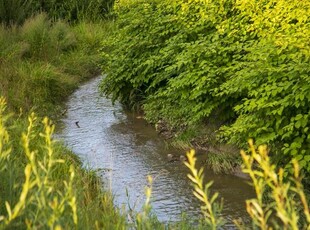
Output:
[100, 0, 310, 177]
[100, 0, 249, 126]
[218, 0, 310, 175]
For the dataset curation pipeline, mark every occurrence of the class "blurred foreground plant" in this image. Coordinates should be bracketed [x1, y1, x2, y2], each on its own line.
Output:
[185, 141, 310, 229]
[0, 97, 77, 228]
[185, 149, 225, 229]
[240, 139, 310, 229]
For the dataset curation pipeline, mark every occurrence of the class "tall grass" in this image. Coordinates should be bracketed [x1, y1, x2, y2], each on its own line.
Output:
[0, 14, 129, 229]
[0, 0, 115, 25]
[0, 13, 109, 115]
[0, 98, 127, 229]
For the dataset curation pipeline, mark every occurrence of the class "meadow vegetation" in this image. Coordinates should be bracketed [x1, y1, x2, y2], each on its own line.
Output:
[0, 1, 129, 229]
[100, 0, 310, 183]
[0, 99, 126, 229]
[0, 13, 111, 115]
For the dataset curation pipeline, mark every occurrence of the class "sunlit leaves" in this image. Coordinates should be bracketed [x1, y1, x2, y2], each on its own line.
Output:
[101, 0, 310, 175]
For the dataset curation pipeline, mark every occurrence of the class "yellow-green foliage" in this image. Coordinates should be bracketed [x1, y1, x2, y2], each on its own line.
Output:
[185, 144, 310, 229]
[240, 140, 310, 229]
[134, 175, 164, 230]
[185, 150, 225, 229]
[0, 98, 126, 229]
[220, 0, 310, 175]
[101, 0, 310, 177]
[0, 98, 77, 228]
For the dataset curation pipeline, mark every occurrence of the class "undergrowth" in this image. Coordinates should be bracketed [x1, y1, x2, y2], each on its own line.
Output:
[0, 0, 115, 25]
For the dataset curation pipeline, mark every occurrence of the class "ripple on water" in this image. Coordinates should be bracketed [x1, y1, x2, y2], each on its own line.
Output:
[57, 76, 254, 225]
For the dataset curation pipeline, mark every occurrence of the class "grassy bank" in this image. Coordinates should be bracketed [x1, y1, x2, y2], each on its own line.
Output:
[0, 13, 129, 229]
[0, 14, 111, 116]
[0, 102, 127, 229]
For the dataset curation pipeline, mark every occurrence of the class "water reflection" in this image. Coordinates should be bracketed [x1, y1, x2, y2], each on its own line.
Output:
[57, 76, 254, 224]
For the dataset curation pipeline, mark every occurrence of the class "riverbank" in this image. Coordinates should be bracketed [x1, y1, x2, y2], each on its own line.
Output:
[0, 13, 204, 229]
[136, 115, 242, 175]
[0, 14, 108, 116]
[0, 15, 129, 229]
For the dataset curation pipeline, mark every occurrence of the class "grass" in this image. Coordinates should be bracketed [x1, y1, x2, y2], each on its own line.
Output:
[0, 14, 127, 229]
[0, 99, 127, 229]
[0, 13, 110, 116]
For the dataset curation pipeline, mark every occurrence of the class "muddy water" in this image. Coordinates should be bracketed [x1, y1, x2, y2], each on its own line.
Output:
[57, 76, 254, 226]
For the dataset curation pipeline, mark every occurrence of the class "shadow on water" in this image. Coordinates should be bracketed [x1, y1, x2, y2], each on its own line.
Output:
[56, 76, 255, 226]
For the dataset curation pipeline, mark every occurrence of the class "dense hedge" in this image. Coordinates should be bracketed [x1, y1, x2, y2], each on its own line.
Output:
[100, 0, 310, 176]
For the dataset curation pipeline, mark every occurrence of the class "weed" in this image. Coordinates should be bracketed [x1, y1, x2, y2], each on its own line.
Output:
[185, 149, 225, 229]
[0, 97, 126, 229]
[184, 141, 310, 229]
[240, 140, 310, 229]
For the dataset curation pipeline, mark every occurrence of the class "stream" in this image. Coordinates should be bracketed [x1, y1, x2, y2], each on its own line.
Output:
[57, 76, 254, 227]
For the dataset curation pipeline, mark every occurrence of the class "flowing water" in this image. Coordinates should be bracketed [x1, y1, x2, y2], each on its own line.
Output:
[57, 76, 254, 226]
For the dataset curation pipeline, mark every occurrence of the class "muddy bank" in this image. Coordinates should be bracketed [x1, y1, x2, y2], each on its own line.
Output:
[147, 118, 248, 178]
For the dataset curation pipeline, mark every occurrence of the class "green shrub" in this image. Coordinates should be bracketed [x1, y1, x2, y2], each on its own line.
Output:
[218, 0, 310, 176]
[100, 0, 310, 177]
[100, 0, 247, 126]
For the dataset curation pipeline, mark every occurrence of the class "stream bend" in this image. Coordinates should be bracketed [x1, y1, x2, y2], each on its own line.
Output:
[57, 76, 254, 224]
